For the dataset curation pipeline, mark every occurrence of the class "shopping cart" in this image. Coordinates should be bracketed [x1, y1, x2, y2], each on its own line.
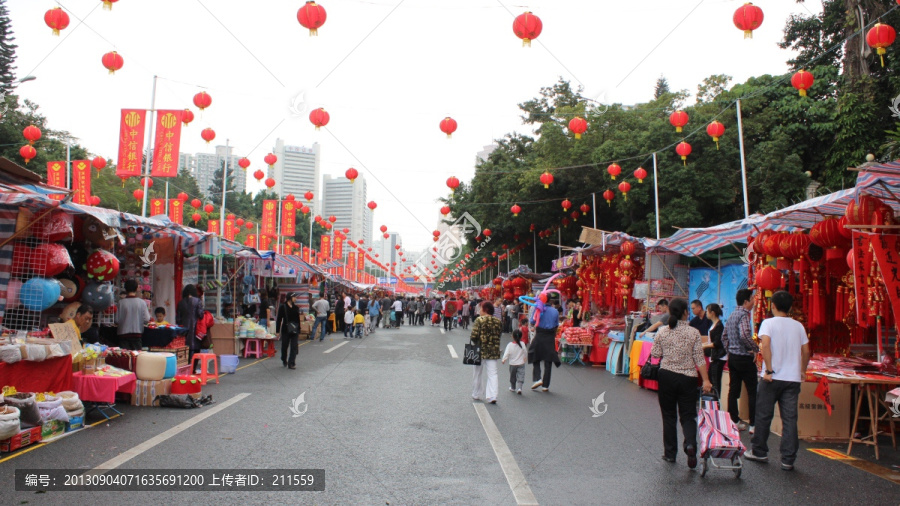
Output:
[698, 390, 745, 478]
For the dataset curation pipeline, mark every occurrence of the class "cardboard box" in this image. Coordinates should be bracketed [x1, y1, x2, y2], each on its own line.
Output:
[300, 321, 313, 334]
[209, 324, 234, 340]
[41, 420, 65, 440]
[770, 380, 852, 440]
[65, 416, 84, 432]
[131, 378, 173, 407]
[212, 338, 234, 356]
[0, 426, 42, 453]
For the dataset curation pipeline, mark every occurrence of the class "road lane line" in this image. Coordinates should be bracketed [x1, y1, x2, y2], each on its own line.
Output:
[323, 341, 348, 354]
[88, 393, 251, 472]
[448, 344, 458, 358]
[473, 403, 538, 505]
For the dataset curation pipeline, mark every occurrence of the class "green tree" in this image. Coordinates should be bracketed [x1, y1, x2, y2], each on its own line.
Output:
[654, 76, 670, 100]
[0, 0, 17, 94]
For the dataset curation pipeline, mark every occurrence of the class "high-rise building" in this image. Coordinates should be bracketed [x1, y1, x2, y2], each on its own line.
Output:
[179, 146, 246, 198]
[272, 140, 320, 213]
[322, 174, 372, 248]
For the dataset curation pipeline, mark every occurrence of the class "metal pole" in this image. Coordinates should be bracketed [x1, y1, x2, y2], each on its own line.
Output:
[736, 99, 750, 220]
[653, 152, 660, 240]
[164, 181, 169, 214]
[65, 139, 71, 190]
[557, 227, 561, 261]
[217, 139, 230, 318]
[533, 229, 537, 273]
[592, 192, 597, 229]
[141, 75, 158, 218]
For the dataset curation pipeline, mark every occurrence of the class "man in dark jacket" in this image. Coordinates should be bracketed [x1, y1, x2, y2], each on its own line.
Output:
[276, 292, 302, 369]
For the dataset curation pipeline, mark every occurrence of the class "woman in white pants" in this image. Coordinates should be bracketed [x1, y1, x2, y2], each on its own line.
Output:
[470, 301, 503, 404]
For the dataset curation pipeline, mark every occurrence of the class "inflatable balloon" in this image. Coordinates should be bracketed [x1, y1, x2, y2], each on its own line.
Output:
[86, 249, 119, 281]
[19, 277, 62, 311]
[12, 243, 32, 272]
[31, 243, 72, 277]
[31, 211, 73, 242]
[82, 282, 115, 311]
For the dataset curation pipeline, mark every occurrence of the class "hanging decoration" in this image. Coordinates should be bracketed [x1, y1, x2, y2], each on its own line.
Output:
[733, 2, 764, 39]
[102, 1, 119, 10]
[204, 203, 214, 214]
[132, 189, 144, 202]
[607, 163, 621, 180]
[305, 191, 314, 201]
[511, 204, 521, 217]
[90, 196, 101, 206]
[562, 199, 571, 212]
[568, 117, 587, 139]
[177, 192, 188, 202]
[618, 181, 631, 202]
[191, 198, 202, 209]
[238, 158, 251, 170]
[253, 169, 265, 181]
[193, 91, 212, 111]
[101, 51, 124, 74]
[181, 109, 194, 127]
[866, 22, 896, 67]
[603, 189, 615, 206]
[539, 171, 554, 188]
[367, 201, 377, 211]
[791, 70, 814, 97]
[668, 110, 689, 132]
[571, 210, 580, 222]
[200, 127, 216, 144]
[264, 153, 277, 168]
[140, 177, 153, 188]
[44, 7, 70, 36]
[92, 156, 106, 174]
[633, 167, 647, 183]
[345, 167, 358, 183]
[309, 108, 330, 129]
[675, 141, 692, 165]
[19, 145, 36, 164]
[23, 125, 41, 145]
[706, 120, 725, 149]
[512, 11, 542, 47]
[440, 205, 450, 216]
[297, 1, 327, 36]
[440, 117, 458, 138]
[265, 177, 276, 189]
[580, 203, 590, 215]
[446, 176, 460, 192]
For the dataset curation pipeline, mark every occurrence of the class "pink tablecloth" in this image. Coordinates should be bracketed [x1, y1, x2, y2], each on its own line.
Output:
[71, 371, 137, 403]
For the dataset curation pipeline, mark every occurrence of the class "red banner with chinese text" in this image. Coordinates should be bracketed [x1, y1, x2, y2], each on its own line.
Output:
[284, 242, 293, 255]
[72, 160, 91, 205]
[169, 199, 184, 224]
[320, 236, 331, 260]
[208, 220, 219, 234]
[260, 235, 273, 251]
[224, 219, 236, 241]
[851, 232, 870, 327]
[245, 234, 256, 248]
[262, 200, 278, 236]
[333, 236, 343, 260]
[281, 200, 296, 236]
[116, 109, 147, 178]
[871, 233, 900, 328]
[348, 252, 356, 281]
[150, 110, 183, 177]
[303, 247, 311, 264]
[357, 250, 365, 271]
[46, 161, 66, 200]
[150, 198, 166, 217]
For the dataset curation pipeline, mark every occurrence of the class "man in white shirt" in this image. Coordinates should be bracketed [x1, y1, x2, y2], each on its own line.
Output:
[744, 291, 810, 471]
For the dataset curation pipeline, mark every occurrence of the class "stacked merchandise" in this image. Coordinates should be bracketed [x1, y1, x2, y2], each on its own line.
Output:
[58, 391, 84, 431]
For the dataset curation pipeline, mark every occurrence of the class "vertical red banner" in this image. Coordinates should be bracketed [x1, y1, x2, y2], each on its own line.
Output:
[281, 201, 296, 236]
[224, 219, 236, 241]
[348, 252, 356, 282]
[302, 247, 311, 264]
[150, 198, 166, 216]
[871, 234, 900, 328]
[46, 161, 66, 201]
[284, 242, 293, 255]
[321, 236, 331, 260]
[245, 234, 256, 248]
[116, 109, 147, 178]
[260, 235, 273, 250]
[208, 219, 219, 234]
[150, 110, 183, 177]
[357, 250, 365, 271]
[71, 160, 91, 205]
[333, 236, 343, 260]
[169, 199, 184, 225]
[261, 200, 278, 236]
[851, 231, 870, 326]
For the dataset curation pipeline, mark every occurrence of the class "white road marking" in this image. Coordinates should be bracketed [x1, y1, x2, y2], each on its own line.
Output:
[88, 393, 251, 472]
[324, 341, 348, 354]
[447, 344, 458, 358]
[473, 403, 538, 505]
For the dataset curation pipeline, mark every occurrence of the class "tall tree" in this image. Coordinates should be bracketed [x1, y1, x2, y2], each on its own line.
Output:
[653, 76, 670, 100]
[0, 0, 16, 94]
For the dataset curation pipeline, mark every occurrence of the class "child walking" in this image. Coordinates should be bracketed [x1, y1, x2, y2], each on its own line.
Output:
[344, 308, 355, 338]
[501, 329, 528, 394]
[353, 309, 366, 338]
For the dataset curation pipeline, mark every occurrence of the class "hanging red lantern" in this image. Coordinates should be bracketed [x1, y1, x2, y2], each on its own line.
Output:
[562, 199, 572, 211]
[866, 22, 896, 67]
[44, 7, 70, 36]
[297, 1, 327, 36]
[790, 70, 814, 97]
[810, 218, 848, 249]
[668, 110, 689, 133]
[580, 203, 590, 214]
[201, 128, 216, 144]
[367, 201, 377, 211]
[92, 156, 107, 173]
[193, 91, 212, 111]
[511, 204, 522, 217]
[568, 117, 587, 139]
[675, 141, 692, 165]
[539, 172, 554, 188]
[253, 170, 265, 182]
[440, 205, 450, 216]
[245, 222, 254, 230]
[133, 189, 144, 202]
[328, 216, 336, 223]
[483, 229, 492, 237]
[19, 145, 36, 164]
[238, 157, 251, 170]
[305, 191, 314, 202]
[191, 198, 202, 209]
[176, 192, 188, 202]
[204, 203, 214, 214]
[383, 233, 390, 239]
[607, 163, 622, 180]
[181, 109, 194, 127]
[512, 11, 542, 47]
[756, 266, 782, 296]
[309, 108, 330, 129]
[285, 194, 295, 201]
[733, 2, 764, 39]
[621, 240, 636, 257]
[633, 167, 648, 183]
[101, 51, 124, 74]
[261, 153, 277, 168]
[380, 225, 388, 233]
[446, 176, 460, 192]
[845, 194, 882, 226]
[618, 181, 632, 202]
[22, 125, 41, 145]
[90, 195, 101, 206]
[433, 230, 441, 238]
[345, 167, 359, 183]
[603, 189, 615, 206]
[192, 213, 201, 224]
[236, 218, 244, 227]
[265, 178, 276, 189]
[561, 217, 570, 227]
[226, 213, 235, 221]
[300, 205, 310, 214]
[570, 210, 580, 222]
[140, 177, 153, 188]
[439, 117, 458, 138]
[706, 120, 725, 149]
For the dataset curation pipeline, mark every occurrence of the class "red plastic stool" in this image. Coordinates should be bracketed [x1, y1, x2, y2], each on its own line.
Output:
[190, 353, 219, 385]
[262, 339, 277, 357]
[243, 338, 262, 359]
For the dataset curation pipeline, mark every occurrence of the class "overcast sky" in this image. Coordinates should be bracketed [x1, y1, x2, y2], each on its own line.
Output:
[10, 0, 819, 251]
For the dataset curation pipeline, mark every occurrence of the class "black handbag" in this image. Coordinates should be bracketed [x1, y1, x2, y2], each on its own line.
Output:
[463, 341, 482, 366]
[286, 322, 300, 335]
[640, 355, 661, 381]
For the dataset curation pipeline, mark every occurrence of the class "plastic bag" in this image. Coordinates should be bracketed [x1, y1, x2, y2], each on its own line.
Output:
[37, 395, 69, 423]
[154, 394, 214, 409]
[22, 344, 48, 362]
[0, 406, 20, 440]
[46, 344, 65, 359]
[5, 393, 42, 428]
[0, 344, 22, 364]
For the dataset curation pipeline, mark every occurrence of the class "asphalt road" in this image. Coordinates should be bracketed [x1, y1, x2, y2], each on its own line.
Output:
[1, 322, 898, 505]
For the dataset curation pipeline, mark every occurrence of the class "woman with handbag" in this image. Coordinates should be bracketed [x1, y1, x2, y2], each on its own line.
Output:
[649, 298, 713, 468]
[276, 292, 302, 370]
[705, 303, 726, 400]
[469, 301, 502, 404]
[176, 284, 205, 368]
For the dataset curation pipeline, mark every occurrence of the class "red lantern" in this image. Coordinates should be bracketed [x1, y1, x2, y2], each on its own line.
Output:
[539, 171, 554, 188]
[101, 51, 123, 74]
[791, 70, 814, 97]
[568, 117, 587, 139]
[191, 198, 202, 209]
[866, 22, 896, 67]
[380, 225, 388, 233]
[91, 156, 106, 173]
[706, 120, 725, 149]
[633, 167, 647, 183]
[756, 266, 782, 295]
[173, 192, 187, 203]
[328, 216, 336, 223]
[204, 203, 214, 214]
[297, 1, 327, 36]
[607, 163, 622, 180]
[733, 2, 764, 39]
[483, 229, 492, 237]
[810, 218, 848, 249]
[236, 218, 244, 227]
[19, 145, 36, 164]
[562, 199, 572, 211]
[561, 217, 570, 227]
[846, 194, 882, 226]
[22, 125, 41, 145]
[618, 181, 631, 201]
[368, 201, 377, 211]
[512, 11, 542, 47]
[139, 177, 153, 189]
[253, 170, 265, 181]
[580, 203, 590, 214]
[668, 110, 689, 133]
[201, 128, 216, 144]
[192, 213, 201, 224]
[570, 210, 580, 222]
[440, 205, 450, 216]
[603, 189, 615, 206]
[245, 222, 254, 230]
[285, 194, 295, 201]
[265, 178, 276, 189]
[44, 7, 70, 36]
[439, 117, 458, 138]
[193, 91, 212, 111]
[433, 230, 441, 238]
[675, 141, 692, 165]
[383, 233, 390, 239]
[238, 157, 251, 170]
[300, 205, 309, 214]
[446, 176, 460, 192]
[304, 191, 314, 201]
[133, 189, 144, 202]
[182, 109, 194, 127]
[309, 108, 330, 129]
[621, 240, 635, 257]
[511, 204, 521, 217]
[90, 195, 101, 206]
[345, 167, 358, 183]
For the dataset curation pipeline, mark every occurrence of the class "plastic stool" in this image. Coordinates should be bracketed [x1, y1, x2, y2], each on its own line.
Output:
[189, 353, 219, 385]
[243, 338, 262, 358]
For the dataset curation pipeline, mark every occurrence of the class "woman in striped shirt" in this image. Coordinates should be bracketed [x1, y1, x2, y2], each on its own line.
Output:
[650, 298, 713, 469]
